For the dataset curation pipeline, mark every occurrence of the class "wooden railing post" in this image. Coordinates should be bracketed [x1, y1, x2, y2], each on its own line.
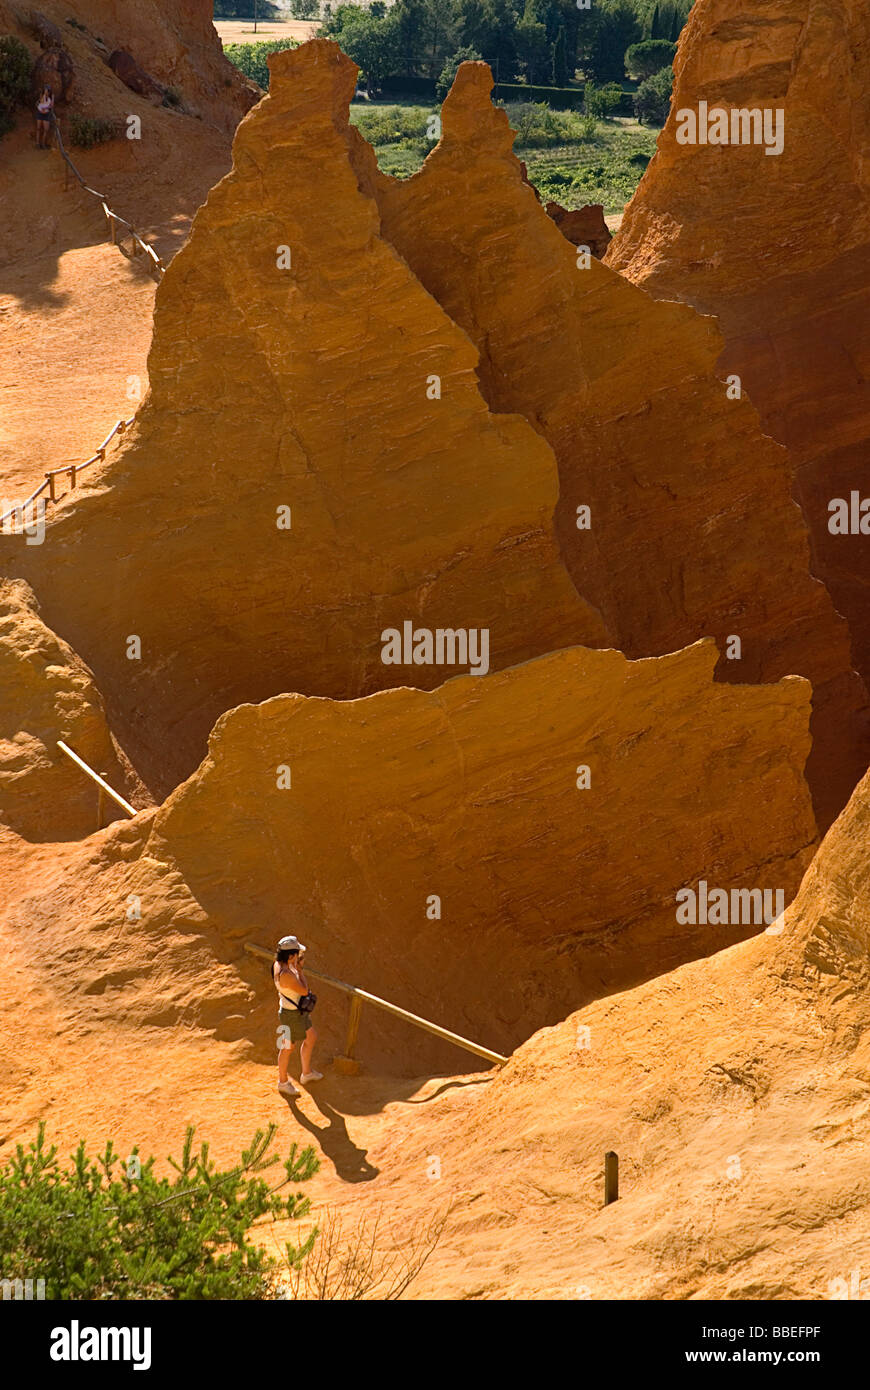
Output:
[48, 472, 58, 502]
[604, 1151, 619, 1206]
[243, 941, 509, 1074]
[334, 994, 363, 1075]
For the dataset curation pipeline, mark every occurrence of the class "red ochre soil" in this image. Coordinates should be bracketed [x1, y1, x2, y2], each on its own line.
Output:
[1, 7, 870, 1301]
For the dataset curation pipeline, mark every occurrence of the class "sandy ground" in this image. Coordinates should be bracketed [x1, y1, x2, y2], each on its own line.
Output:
[0, 245, 155, 501]
[214, 19, 321, 46]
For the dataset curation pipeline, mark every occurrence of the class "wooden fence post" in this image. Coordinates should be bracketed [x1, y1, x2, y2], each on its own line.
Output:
[333, 994, 363, 1075]
[604, 1150, 619, 1206]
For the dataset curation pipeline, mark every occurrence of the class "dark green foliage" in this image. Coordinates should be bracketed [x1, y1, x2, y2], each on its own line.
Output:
[624, 37, 675, 80]
[584, 79, 625, 117]
[0, 1122, 318, 1300]
[552, 25, 567, 85]
[213, 1, 281, 17]
[437, 45, 483, 100]
[69, 114, 118, 147]
[456, 0, 519, 82]
[289, 0, 320, 15]
[223, 39, 298, 89]
[516, 14, 551, 84]
[350, 97, 656, 213]
[577, 0, 641, 82]
[633, 63, 673, 124]
[380, 73, 437, 97]
[331, 9, 402, 91]
[0, 34, 32, 138]
[493, 81, 585, 109]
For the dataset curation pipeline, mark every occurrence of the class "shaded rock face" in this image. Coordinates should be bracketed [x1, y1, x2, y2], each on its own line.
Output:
[28, 9, 64, 49]
[387, 758, 870, 1298]
[5, 642, 816, 1073]
[107, 48, 164, 101]
[350, 61, 870, 831]
[0, 42, 607, 794]
[16, 0, 256, 131]
[32, 46, 74, 104]
[0, 581, 143, 841]
[608, 0, 870, 708]
[545, 200, 612, 258]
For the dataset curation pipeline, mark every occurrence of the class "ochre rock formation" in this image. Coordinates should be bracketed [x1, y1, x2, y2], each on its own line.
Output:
[545, 199, 612, 258]
[339, 756, 870, 1297]
[348, 58, 870, 830]
[0, 641, 816, 1073]
[0, 580, 146, 840]
[63, 0, 256, 130]
[0, 42, 607, 793]
[608, 0, 870, 704]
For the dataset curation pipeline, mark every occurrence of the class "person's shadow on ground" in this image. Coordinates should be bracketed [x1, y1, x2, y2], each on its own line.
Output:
[283, 1090, 379, 1183]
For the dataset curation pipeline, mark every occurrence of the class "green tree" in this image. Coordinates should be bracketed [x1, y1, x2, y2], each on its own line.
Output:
[0, 34, 32, 138]
[289, 0, 320, 17]
[213, 1, 280, 16]
[516, 14, 551, 84]
[323, 5, 404, 89]
[437, 44, 483, 99]
[552, 24, 567, 84]
[584, 78, 623, 117]
[0, 1123, 318, 1299]
[578, 0, 642, 83]
[633, 62, 672, 123]
[457, 0, 520, 82]
[624, 37, 676, 80]
[223, 39, 298, 88]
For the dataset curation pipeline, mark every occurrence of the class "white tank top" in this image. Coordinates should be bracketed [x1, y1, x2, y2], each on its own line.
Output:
[274, 963, 303, 1013]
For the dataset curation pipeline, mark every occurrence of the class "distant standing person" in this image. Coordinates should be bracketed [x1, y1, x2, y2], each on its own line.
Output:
[35, 86, 54, 149]
[273, 934, 322, 1098]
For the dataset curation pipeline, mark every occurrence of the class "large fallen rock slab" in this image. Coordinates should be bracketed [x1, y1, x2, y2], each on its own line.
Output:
[608, 0, 870, 717]
[348, 58, 870, 831]
[0, 580, 147, 840]
[0, 41, 607, 794]
[0, 641, 816, 1075]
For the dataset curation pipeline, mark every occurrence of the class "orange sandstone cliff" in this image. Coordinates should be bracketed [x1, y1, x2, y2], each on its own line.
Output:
[0, 43, 608, 794]
[348, 59, 870, 831]
[609, 0, 870, 722]
[0, 641, 816, 1077]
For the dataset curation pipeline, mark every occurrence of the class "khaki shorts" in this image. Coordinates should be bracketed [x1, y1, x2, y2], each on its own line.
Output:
[277, 1007, 310, 1046]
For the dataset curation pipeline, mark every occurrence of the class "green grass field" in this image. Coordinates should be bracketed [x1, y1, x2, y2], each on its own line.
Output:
[348, 102, 660, 215]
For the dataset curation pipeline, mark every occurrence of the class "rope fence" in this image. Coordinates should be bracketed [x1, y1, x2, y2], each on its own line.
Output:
[0, 117, 167, 533]
[51, 112, 166, 279]
[0, 415, 133, 531]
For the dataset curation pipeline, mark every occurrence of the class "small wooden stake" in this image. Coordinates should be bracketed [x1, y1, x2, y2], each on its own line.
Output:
[345, 994, 363, 1059]
[48, 472, 58, 502]
[604, 1150, 619, 1206]
[334, 994, 363, 1075]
